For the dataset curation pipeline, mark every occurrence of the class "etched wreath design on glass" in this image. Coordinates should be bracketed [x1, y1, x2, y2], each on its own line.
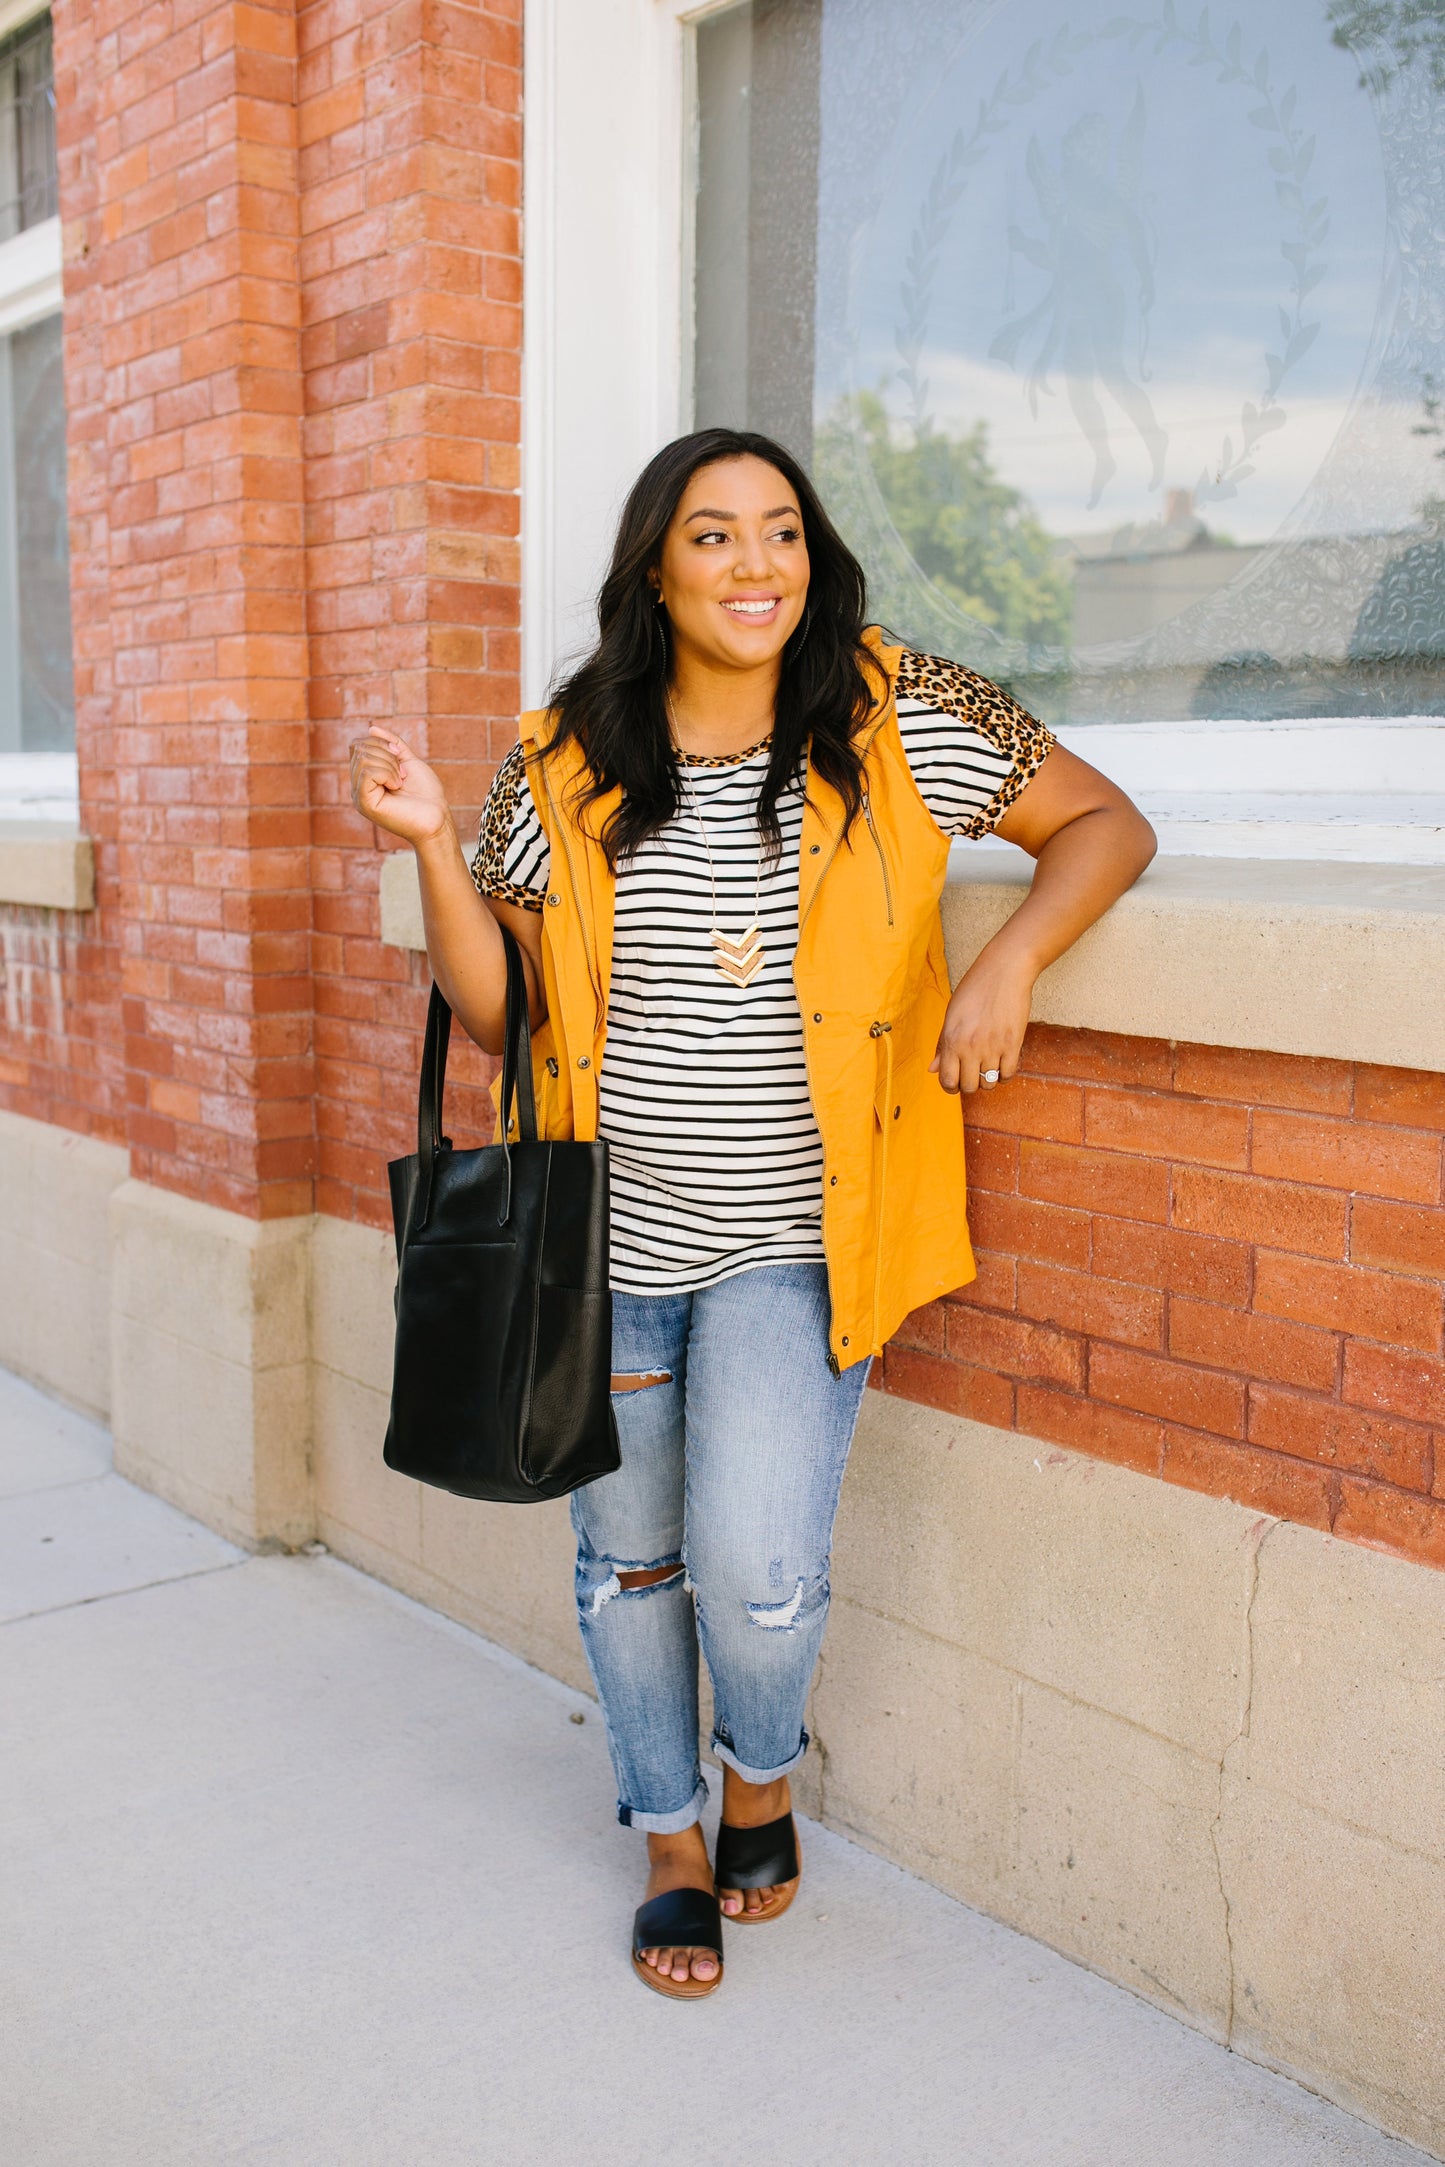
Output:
[894, 8, 1329, 511]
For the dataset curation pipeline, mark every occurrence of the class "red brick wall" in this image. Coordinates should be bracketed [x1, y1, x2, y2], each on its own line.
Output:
[299, 0, 522, 1228]
[2, 0, 521, 1220]
[94, 0, 314, 1218]
[876, 1027, 1445, 1573]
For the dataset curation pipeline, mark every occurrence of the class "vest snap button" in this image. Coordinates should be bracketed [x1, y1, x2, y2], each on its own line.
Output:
[577, 1056, 591, 1069]
[841, 1336, 850, 1347]
[546, 893, 560, 906]
[894, 1105, 901, 1120]
[809, 844, 820, 855]
[812, 1012, 823, 1024]
[829, 1174, 837, 1186]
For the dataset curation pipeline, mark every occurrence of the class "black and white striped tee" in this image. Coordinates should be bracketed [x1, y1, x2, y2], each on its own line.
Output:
[471, 647, 1053, 1295]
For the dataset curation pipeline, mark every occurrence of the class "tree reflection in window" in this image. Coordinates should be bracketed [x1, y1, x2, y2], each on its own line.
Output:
[815, 393, 1071, 649]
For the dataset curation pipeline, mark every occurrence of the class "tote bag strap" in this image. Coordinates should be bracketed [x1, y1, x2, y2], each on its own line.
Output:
[497, 926, 538, 1145]
[415, 926, 538, 1229]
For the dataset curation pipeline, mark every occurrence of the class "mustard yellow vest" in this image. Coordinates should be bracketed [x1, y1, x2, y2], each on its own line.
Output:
[504, 627, 976, 1370]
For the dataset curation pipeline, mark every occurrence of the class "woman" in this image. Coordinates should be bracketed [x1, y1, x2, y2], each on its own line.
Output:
[350, 428, 1155, 2001]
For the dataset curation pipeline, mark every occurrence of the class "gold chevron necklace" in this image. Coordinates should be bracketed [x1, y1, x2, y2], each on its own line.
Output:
[669, 710, 768, 989]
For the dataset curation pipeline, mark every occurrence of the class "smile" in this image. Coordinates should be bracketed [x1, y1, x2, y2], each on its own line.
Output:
[721, 598, 781, 617]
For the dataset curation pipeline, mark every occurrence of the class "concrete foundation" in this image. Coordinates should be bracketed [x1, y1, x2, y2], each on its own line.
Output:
[109, 1180, 313, 1551]
[0, 1107, 128, 1419]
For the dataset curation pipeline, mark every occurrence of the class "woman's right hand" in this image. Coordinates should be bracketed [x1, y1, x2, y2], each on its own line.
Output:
[349, 728, 453, 848]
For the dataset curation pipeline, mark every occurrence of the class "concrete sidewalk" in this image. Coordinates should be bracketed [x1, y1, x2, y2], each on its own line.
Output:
[0, 1367, 1429, 2167]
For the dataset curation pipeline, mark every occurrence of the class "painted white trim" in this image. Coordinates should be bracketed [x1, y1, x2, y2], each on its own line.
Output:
[0, 748, 78, 818]
[521, 0, 693, 706]
[0, 0, 47, 45]
[0, 214, 59, 332]
[519, 0, 556, 711]
[519, 0, 1444, 856]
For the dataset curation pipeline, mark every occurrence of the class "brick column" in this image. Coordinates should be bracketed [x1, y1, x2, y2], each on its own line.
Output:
[299, 0, 522, 1227]
[99, 0, 312, 1220]
[9, 0, 524, 1534]
[82, 0, 314, 1540]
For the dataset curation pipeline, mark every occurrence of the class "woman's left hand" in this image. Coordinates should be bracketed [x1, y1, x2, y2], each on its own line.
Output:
[929, 742, 1157, 1096]
[930, 954, 1036, 1096]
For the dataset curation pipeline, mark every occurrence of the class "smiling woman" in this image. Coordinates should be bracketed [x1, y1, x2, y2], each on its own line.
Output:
[349, 426, 1155, 2001]
[537, 429, 876, 877]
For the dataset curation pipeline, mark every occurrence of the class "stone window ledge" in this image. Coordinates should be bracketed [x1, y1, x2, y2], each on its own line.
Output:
[0, 822, 96, 910]
[378, 848, 1445, 1077]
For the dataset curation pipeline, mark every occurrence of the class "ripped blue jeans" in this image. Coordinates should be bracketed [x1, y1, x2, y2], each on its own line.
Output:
[571, 1261, 871, 1834]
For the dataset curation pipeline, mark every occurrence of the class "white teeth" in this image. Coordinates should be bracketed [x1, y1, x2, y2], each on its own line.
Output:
[723, 600, 777, 614]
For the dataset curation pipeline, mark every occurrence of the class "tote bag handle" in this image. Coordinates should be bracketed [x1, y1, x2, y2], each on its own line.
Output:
[415, 926, 538, 1230]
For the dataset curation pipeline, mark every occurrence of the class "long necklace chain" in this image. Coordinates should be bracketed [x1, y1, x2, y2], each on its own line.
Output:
[668, 704, 768, 988]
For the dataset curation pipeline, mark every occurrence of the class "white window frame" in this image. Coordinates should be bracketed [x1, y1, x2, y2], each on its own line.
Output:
[0, 0, 70, 818]
[521, 0, 1444, 864]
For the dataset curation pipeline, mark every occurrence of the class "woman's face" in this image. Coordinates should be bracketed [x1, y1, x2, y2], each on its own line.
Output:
[653, 456, 810, 675]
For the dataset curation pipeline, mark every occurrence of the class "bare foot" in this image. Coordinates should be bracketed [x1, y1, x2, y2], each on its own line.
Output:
[637, 1823, 720, 1985]
[717, 1770, 797, 1919]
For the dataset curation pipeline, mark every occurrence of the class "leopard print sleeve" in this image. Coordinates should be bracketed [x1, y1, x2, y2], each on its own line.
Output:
[890, 645, 1056, 840]
[470, 740, 550, 912]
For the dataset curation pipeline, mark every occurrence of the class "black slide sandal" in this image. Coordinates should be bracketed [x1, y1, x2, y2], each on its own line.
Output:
[631, 1887, 725, 2000]
[714, 1812, 801, 1924]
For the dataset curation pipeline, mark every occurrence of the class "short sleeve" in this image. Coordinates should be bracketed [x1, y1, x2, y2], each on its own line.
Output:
[892, 647, 1056, 839]
[471, 741, 551, 912]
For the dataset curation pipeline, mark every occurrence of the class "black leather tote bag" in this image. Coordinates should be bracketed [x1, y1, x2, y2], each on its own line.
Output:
[383, 927, 619, 1502]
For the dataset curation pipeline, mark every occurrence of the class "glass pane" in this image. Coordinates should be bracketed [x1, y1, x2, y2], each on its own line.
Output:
[695, 1, 822, 463]
[0, 14, 57, 243]
[693, 0, 1445, 724]
[11, 312, 74, 752]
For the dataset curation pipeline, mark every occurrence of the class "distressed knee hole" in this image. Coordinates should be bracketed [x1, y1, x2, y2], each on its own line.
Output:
[588, 1555, 685, 1613]
[746, 1576, 808, 1631]
[616, 1563, 684, 1592]
[610, 1369, 673, 1393]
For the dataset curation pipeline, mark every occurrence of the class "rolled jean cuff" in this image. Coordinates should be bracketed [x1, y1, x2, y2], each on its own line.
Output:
[710, 1730, 808, 1785]
[616, 1775, 710, 1835]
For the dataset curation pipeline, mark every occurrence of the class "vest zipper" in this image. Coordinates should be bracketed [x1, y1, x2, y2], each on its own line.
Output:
[537, 748, 606, 1037]
[797, 715, 890, 941]
[860, 785, 894, 928]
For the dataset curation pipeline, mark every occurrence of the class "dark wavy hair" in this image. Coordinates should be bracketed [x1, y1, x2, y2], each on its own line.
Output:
[543, 429, 881, 868]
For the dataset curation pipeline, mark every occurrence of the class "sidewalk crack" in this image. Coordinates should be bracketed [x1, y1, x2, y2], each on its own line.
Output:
[0, 1556, 248, 1629]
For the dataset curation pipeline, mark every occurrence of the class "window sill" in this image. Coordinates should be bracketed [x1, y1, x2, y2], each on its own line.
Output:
[0, 821, 95, 910]
[377, 848, 1445, 1076]
[944, 854, 1445, 1075]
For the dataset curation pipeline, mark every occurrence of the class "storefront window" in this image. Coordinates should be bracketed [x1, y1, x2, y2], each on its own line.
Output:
[692, 0, 1445, 725]
[0, 10, 58, 239]
[0, 10, 71, 756]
